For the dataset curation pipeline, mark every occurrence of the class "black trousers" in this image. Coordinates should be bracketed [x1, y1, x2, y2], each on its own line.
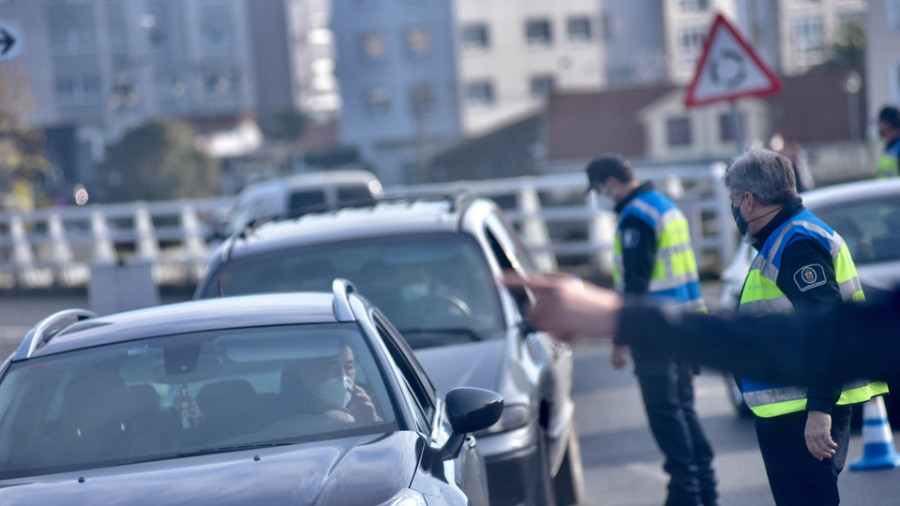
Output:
[755, 406, 852, 506]
[637, 362, 718, 506]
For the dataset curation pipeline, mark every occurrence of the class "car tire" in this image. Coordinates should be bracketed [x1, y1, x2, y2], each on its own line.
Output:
[552, 425, 585, 506]
[724, 374, 753, 418]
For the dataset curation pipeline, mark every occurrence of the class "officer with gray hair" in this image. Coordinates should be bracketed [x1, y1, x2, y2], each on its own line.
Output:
[724, 148, 886, 506]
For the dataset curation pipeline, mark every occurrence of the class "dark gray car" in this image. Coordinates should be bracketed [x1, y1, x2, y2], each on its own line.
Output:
[0, 282, 501, 505]
[195, 195, 585, 506]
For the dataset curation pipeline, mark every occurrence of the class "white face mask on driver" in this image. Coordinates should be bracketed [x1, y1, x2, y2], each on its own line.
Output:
[318, 375, 353, 409]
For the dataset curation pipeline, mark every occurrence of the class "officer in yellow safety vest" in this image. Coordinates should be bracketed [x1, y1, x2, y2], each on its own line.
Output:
[586, 154, 718, 506]
[725, 149, 888, 506]
[876, 106, 900, 179]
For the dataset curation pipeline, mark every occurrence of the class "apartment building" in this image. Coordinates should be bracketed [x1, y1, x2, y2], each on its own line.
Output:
[741, 0, 867, 76]
[0, 0, 256, 143]
[247, 0, 340, 123]
[866, 0, 900, 128]
[455, 0, 605, 136]
[332, 0, 461, 185]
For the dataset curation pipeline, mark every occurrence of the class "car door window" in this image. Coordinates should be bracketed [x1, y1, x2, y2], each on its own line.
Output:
[486, 213, 539, 272]
[485, 215, 536, 313]
[373, 313, 436, 428]
[817, 195, 900, 265]
[337, 185, 376, 207]
[288, 190, 327, 215]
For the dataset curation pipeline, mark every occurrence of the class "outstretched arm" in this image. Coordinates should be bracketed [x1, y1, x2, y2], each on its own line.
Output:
[502, 272, 900, 387]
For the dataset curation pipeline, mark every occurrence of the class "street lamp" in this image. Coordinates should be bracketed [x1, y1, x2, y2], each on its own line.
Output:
[843, 70, 862, 170]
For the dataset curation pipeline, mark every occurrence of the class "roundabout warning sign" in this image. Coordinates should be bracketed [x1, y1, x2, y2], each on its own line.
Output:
[684, 14, 782, 107]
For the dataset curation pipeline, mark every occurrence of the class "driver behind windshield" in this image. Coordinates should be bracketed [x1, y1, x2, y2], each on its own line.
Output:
[283, 344, 381, 423]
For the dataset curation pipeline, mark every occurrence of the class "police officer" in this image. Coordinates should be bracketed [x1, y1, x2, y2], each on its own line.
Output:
[586, 154, 718, 506]
[724, 148, 887, 506]
[877, 106, 900, 179]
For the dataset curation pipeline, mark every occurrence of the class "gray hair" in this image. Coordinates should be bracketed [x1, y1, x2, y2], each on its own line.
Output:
[724, 148, 797, 205]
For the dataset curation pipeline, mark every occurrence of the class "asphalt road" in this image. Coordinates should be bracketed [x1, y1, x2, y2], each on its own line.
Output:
[2, 290, 900, 505]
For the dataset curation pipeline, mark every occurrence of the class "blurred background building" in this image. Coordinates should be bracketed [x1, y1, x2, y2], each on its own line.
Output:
[0, 0, 891, 203]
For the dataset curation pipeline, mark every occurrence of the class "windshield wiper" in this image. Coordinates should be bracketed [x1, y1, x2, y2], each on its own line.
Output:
[397, 327, 484, 342]
[174, 441, 295, 459]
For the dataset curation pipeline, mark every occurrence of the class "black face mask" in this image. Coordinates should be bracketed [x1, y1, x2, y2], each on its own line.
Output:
[732, 197, 749, 236]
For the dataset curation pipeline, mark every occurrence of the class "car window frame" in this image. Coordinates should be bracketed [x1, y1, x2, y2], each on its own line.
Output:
[371, 311, 436, 426]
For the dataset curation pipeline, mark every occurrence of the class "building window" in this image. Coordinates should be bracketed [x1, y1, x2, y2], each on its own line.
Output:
[50, 27, 97, 55]
[792, 15, 825, 66]
[719, 112, 745, 143]
[405, 26, 431, 57]
[466, 80, 495, 106]
[308, 28, 332, 45]
[204, 72, 236, 97]
[200, 7, 235, 51]
[54, 76, 103, 106]
[462, 23, 490, 50]
[679, 26, 707, 68]
[409, 83, 434, 115]
[666, 117, 693, 147]
[360, 32, 387, 61]
[525, 19, 553, 46]
[529, 75, 556, 97]
[364, 87, 391, 115]
[567, 17, 592, 42]
[679, 0, 708, 11]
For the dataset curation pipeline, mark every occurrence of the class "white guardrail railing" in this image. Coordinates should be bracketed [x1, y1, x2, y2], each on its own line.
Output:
[0, 163, 737, 290]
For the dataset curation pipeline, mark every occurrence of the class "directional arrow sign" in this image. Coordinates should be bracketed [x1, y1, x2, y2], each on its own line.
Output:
[684, 14, 782, 107]
[0, 23, 22, 60]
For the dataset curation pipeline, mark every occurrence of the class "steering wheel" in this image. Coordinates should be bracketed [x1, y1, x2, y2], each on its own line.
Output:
[419, 294, 472, 318]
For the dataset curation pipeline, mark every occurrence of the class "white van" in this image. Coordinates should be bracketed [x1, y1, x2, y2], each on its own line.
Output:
[220, 170, 383, 237]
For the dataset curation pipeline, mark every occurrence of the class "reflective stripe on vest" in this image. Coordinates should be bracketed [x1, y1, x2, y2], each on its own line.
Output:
[738, 210, 886, 417]
[877, 150, 899, 179]
[613, 190, 705, 312]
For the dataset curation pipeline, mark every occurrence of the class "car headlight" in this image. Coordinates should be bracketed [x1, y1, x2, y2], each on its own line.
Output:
[378, 489, 427, 506]
[479, 404, 532, 435]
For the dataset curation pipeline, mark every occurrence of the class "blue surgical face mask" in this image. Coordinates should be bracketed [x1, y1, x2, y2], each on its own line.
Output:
[401, 283, 428, 301]
[318, 375, 353, 409]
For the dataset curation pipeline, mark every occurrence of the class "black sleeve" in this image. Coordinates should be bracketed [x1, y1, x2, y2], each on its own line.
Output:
[619, 215, 656, 296]
[777, 239, 843, 413]
[616, 289, 900, 399]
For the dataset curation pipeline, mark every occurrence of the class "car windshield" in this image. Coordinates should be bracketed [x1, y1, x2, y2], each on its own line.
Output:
[0, 324, 397, 479]
[204, 233, 505, 347]
[813, 193, 900, 266]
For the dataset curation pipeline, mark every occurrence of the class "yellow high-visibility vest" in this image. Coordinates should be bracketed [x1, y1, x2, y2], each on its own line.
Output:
[738, 210, 887, 418]
[612, 190, 705, 313]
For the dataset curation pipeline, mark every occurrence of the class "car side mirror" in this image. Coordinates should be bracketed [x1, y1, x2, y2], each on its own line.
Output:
[439, 387, 503, 461]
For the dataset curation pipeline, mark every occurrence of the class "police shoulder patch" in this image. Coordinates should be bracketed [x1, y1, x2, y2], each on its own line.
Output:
[793, 264, 827, 292]
[622, 228, 640, 248]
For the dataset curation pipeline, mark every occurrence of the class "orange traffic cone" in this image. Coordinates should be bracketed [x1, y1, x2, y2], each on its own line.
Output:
[850, 396, 900, 471]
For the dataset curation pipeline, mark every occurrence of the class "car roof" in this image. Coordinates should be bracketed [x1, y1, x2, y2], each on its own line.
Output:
[20, 292, 348, 360]
[224, 197, 492, 261]
[240, 170, 382, 199]
[801, 178, 900, 209]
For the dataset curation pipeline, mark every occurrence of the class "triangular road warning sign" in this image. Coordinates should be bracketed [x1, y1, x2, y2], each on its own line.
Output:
[684, 13, 782, 107]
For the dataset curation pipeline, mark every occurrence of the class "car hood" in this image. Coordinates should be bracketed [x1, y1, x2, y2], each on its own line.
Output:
[415, 339, 506, 395]
[0, 432, 420, 505]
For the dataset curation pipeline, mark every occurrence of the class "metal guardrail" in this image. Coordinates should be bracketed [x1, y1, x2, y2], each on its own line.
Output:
[0, 164, 736, 289]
